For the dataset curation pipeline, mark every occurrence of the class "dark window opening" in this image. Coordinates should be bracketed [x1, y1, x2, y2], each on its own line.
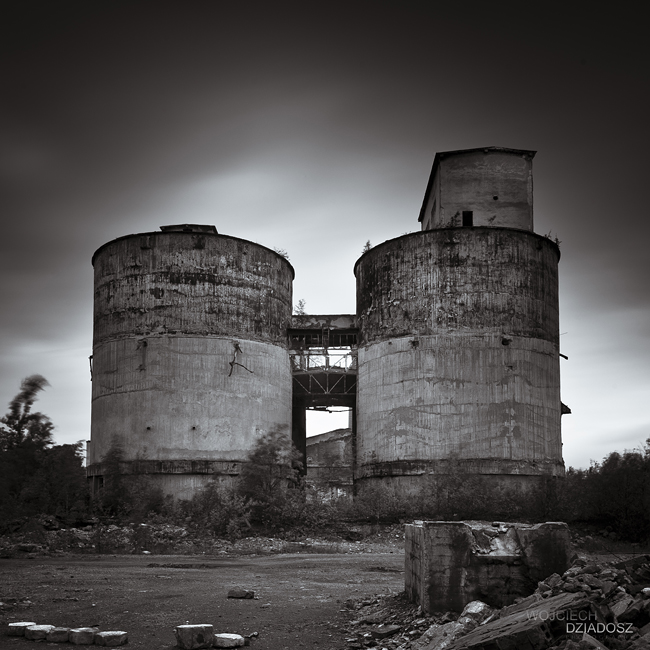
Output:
[462, 211, 474, 227]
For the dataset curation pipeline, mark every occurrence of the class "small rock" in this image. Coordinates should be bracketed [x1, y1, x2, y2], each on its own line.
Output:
[227, 588, 255, 599]
[25, 625, 55, 640]
[214, 633, 245, 647]
[94, 631, 129, 646]
[174, 624, 214, 649]
[7, 621, 36, 636]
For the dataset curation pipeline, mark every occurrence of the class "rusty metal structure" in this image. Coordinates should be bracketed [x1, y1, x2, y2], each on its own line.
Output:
[88, 147, 565, 497]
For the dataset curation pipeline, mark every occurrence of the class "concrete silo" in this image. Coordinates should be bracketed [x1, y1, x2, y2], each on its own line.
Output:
[354, 147, 564, 494]
[87, 224, 294, 499]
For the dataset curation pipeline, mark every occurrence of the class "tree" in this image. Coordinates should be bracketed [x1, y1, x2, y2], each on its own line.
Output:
[293, 299, 307, 315]
[237, 426, 304, 528]
[0, 375, 55, 521]
[22, 443, 88, 518]
[0, 374, 53, 452]
[362, 240, 372, 253]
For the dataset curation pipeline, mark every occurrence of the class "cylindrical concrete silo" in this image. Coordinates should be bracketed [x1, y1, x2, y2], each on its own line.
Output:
[87, 224, 294, 499]
[354, 147, 564, 494]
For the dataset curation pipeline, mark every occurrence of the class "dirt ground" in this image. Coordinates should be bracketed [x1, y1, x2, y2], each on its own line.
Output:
[0, 550, 405, 649]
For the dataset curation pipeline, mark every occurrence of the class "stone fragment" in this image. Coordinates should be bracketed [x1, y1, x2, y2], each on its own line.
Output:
[174, 624, 214, 649]
[7, 621, 36, 636]
[417, 621, 466, 649]
[581, 632, 609, 649]
[94, 631, 129, 646]
[227, 588, 255, 599]
[628, 637, 650, 650]
[370, 625, 401, 639]
[600, 581, 618, 596]
[581, 574, 604, 589]
[459, 600, 491, 624]
[361, 609, 387, 624]
[25, 624, 55, 640]
[610, 594, 635, 618]
[69, 627, 98, 645]
[46, 627, 71, 643]
[213, 633, 245, 647]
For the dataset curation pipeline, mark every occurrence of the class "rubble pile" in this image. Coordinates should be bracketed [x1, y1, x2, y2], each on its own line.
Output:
[345, 555, 650, 650]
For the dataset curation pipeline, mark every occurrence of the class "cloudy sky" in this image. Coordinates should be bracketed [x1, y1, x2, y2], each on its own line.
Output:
[1, 1, 648, 469]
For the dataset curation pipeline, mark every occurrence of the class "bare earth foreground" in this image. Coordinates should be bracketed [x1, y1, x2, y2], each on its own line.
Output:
[0, 551, 405, 649]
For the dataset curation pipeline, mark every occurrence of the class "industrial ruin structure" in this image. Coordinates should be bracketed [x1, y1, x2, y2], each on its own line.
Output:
[87, 147, 566, 499]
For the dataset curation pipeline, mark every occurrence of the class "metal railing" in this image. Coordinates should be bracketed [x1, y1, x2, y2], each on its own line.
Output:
[290, 347, 357, 372]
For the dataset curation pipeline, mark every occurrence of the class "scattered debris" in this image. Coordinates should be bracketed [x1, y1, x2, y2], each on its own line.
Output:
[348, 554, 650, 650]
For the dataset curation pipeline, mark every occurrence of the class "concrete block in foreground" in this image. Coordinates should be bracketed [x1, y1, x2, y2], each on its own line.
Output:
[69, 627, 98, 644]
[46, 626, 71, 643]
[175, 624, 214, 649]
[405, 521, 574, 612]
[94, 630, 129, 646]
[214, 633, 246, 647]
[6, 622, 36, 636]
[25, 625, 55, 640]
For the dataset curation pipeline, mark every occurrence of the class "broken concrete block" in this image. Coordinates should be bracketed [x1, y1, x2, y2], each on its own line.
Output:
[405, 521, 574, 612]
[227, 588, 254, 599]
[370, 625, 401, 639]
[94, 631, 129, 646]
[174, 624, 214, 649]
[6, 621, 36, 636]
[213, 633, 245, 647]
[69, 627, 98, 645]
[25, 624, 55, 640]
[46, 627, 71, 643]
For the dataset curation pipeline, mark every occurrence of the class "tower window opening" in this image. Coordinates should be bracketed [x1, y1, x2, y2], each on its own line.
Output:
[462, 211, 474, 227]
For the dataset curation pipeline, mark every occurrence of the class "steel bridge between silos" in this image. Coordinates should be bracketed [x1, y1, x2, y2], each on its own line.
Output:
[287, 314, 358, 466]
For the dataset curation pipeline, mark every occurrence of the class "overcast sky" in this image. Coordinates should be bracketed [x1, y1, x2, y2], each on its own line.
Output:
[1, 1, 648, 469]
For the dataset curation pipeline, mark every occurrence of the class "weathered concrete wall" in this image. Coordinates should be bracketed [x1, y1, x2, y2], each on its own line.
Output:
[88, 229, 294, 496]
[356, 228, 559, 344]
[306, 428, 353, 495]
[354, 228, 563, 487]
[405, 521, 574, 612]
[420, 148, 535, 231]
[92, 231, 293, 344]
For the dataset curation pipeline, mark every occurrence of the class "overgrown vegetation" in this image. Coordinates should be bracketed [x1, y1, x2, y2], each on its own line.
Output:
[1, 375, 649, 544]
